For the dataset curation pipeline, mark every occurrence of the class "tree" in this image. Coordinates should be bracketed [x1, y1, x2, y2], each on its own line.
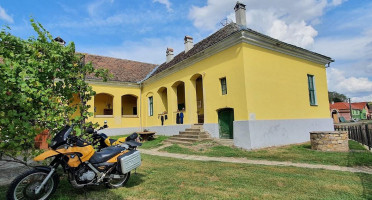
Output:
[328, 91, 348, 103]
[0, 19, 109, 163]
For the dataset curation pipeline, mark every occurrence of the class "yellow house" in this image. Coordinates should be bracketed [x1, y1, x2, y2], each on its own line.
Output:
[82, 2, 334, 149]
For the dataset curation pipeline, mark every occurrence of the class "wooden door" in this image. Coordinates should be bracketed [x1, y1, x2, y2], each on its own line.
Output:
[218, 108, 234, 139]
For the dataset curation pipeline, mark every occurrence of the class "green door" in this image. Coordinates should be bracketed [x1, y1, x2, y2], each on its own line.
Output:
[218, 108, 234, 139]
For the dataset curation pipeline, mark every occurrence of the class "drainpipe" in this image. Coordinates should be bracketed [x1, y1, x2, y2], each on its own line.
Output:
[349, 98, 352, 121]
[137, 65, 161, 132]
[139, 82, 143, 131]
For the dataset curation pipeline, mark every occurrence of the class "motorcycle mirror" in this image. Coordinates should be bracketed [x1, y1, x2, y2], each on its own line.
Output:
[86, 127, 94, 134]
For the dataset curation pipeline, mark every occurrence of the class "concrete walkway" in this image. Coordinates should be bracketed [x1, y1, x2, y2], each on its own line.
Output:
[141, 144, 372, 175]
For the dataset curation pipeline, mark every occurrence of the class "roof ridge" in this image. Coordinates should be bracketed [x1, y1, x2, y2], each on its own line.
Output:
[82, 52, 157, 66]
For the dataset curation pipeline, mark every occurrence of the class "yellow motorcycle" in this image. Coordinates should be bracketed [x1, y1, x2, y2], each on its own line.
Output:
[7, 125, 142, 200]
[88, 125, 137, 151]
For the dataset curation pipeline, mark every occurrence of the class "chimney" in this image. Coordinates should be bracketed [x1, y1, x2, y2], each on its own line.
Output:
[166, 47, 174, 63]
[54, 36, 66, 46]
[234, 1, 246, 28]
[184, 36, 193, 53]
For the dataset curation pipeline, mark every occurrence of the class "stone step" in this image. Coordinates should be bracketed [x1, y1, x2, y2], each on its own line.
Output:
[191, 124, 204, 130]
[180, 131, 208, 134]
[168, 137, 200, 143]
[172, 134, 199, 139]
[185, 128, 201, 132]
[166, 139, 193, 145]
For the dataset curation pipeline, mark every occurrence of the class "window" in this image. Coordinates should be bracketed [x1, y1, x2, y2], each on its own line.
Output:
[307, 74, 317, 105]
[148, 96, 153, 116]
[220, 77, 227, 95]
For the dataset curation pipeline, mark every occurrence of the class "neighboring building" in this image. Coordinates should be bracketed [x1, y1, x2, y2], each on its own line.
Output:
[330, 102, 369, 122]
[78, 2, 334, 150]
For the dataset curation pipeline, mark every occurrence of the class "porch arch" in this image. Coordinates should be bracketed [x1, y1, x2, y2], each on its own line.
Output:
[121, 94, 138, 116]
[172, 81, 186, 111]
[157, 87, 168, 113]
[94, 93, 114, 116]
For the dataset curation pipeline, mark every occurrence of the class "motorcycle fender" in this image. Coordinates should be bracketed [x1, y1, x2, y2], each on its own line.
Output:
[107, 150, 129, 163]
[34, 150, 59, 161]
[34, 166, 52, 173]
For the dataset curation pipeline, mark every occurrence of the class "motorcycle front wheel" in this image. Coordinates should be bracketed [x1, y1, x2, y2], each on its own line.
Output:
[7, 168, 59, 200]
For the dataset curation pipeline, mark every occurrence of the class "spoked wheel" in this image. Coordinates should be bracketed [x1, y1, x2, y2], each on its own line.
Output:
[7, 169, 59, 200]
[106, 171, 130, 189]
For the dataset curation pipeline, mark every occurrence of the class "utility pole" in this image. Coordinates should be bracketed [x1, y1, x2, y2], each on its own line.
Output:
[349, 98, 352, 121]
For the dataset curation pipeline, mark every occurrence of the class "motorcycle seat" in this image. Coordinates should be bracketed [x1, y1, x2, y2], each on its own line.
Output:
[89, 146, 125, 164]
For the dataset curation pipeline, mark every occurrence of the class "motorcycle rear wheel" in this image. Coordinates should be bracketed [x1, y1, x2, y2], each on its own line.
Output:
[106, 171, 130, 189]
[7, 168, 59, 200]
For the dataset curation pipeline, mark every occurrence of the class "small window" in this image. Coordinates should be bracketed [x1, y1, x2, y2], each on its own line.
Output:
[220, 77, 227, 95]
[148, 96, 153, 116]
[307, 74, 317, 105]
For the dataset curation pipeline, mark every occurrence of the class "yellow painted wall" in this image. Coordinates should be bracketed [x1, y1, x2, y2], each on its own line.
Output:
[141, 44, 248, 127]
[82, 41, 330, 129]
[86, 84, 141, 128]
[242, 43, 330, 120]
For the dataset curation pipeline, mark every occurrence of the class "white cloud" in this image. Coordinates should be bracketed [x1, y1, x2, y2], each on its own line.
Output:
[188, 0, 345, 48]
[0, 6, 13, 23]
[312, 36, 372, 61]
[327, 68, 372, 95]
[153, 0, 173, 12]
[87, 0, 115, 18]
[329, 0, 347, 6]
[351, 94, 372, 102]
[79, 37, 184, 65]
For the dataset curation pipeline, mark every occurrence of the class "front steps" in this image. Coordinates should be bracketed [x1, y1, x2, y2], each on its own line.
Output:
[166, 124, 211, 145]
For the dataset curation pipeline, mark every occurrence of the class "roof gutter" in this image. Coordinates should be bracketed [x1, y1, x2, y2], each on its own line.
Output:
[137, 65, 161, 84]
[137, 65, 160, 132]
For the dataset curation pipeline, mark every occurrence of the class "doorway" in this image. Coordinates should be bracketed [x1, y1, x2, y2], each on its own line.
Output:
[218, 108, 234, 139]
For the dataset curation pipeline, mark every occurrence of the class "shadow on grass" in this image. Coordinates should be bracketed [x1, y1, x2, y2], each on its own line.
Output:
[51, 172, 146, 200]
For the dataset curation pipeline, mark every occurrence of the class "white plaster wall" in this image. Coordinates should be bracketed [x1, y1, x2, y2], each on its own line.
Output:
[234, 118, 334, 150]
[203, 123, 219, 138]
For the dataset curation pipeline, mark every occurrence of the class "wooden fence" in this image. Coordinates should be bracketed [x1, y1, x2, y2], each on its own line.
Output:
[334, 123, 372, 150]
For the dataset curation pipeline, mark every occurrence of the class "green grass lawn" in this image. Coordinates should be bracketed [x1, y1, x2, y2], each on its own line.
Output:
[162, 140, 372, 167]
[1, 154, 371, 200]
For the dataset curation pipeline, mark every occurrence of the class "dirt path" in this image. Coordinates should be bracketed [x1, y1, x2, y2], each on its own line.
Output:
[140, 145, 372, 174]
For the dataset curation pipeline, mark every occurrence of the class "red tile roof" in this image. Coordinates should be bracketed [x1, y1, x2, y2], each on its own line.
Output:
[351, 102, 368, 110]
[330, 102, 349, 110]
[330, 102, 367, 110]
[84, 53, 157, 83]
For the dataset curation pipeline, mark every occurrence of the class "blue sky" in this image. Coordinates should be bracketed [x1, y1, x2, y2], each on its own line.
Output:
[1, 0, 371, 101]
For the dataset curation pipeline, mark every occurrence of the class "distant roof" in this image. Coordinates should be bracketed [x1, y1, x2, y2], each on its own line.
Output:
[351, 102, 368, 110]
[150, 22, 333, 79]
[84, 54, 157, 83]
[330, 102, 367, 110]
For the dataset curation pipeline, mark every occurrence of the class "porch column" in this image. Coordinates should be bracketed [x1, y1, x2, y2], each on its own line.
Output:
[113, 95, 122, 126]
[169, 86, 178, 124]
[185, 80, 197, 124]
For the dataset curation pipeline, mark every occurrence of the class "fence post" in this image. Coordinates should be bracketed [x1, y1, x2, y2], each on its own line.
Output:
[366, 124, 371, 150]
